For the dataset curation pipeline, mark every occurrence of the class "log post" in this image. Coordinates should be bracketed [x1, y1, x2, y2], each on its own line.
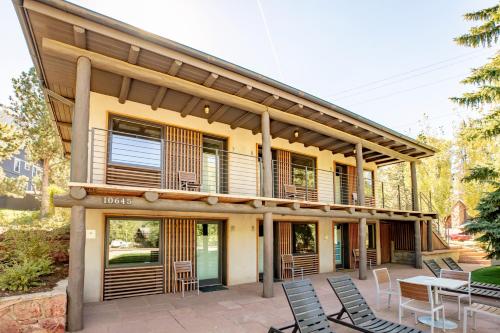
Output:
[261, 111, 274, 298]
[410, 161, 419, 211]
[414, 220, 422, 268]
[355, 143, 367, 280]
[427, 220, 433, 252]
[67, 56, 91, 332]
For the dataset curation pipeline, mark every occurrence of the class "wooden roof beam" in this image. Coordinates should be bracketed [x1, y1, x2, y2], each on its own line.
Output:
[73, 26, 86, 49]
[151, 60, 183, 110]
[292, 131, 320, 145]
[57, 121, 72, 129]
[45, 88, 74, 107]
[42, 38, 419, 162]
[272, 123, 295, 139]
[231, 112, 256, 129]
[118, 45, 140, 103]
[286, 103, 303, 115]
[180, 72, 218, 117]
[208, 85, 252, 123]
[249, 94, 280, 134]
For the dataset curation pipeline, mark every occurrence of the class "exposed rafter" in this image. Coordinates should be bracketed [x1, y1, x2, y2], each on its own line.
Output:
[231, 112, 256, 129]
[151, 60, 183, 110]
[291, 130, 318, 144]
[180, 73, 219, 117]
[249, 95, 279, 134]
[45, 88, 74, 107]
[286, 103, 303, 115]
[272, 123, 294, 139]
[208, 85, 252, 123]
[73, 26, 86, 48]
[307, 112, 324, 121]
[303, 133, 325, 147]
[57, 121, 72, 129]
[118, 45, 140, 103]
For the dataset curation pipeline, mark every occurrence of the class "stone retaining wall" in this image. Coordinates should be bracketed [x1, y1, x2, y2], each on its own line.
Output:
[0, 279, 67, 333]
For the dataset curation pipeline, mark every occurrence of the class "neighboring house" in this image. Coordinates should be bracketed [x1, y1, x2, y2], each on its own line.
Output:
[1, 149, 43, 193]
[14, 1, 446, 329]
[444, 200, 471, 229]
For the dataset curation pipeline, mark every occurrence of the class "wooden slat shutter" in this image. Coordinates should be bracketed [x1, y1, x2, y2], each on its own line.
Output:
[165, 126, 202, 190]
[278, 222, 292, 279]
[348, 223, 377, 268]
[276, 150, 292, 199]
[165, 218, 197, 293]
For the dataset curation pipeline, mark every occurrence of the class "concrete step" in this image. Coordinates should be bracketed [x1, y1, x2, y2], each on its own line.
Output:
[459, 259, 490, 264]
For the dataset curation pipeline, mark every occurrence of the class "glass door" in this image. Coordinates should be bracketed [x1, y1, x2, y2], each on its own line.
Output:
[334, 224, 344, 268]
[196, 221, 223, 286]
[202, 136, 227, 193]
[334, 164, 349, 205]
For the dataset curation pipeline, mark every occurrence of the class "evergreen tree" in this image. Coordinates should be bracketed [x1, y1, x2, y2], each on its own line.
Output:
[3, 68, 66, 217]
[451, 5, 499, 137]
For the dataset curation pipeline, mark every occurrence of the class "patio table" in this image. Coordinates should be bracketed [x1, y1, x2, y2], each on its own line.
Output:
[401, 275, 468, 329]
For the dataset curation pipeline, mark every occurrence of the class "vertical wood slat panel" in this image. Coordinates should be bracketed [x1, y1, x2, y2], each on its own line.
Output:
[278, 222, 292, 279]
[277, 150, 292, 199]
[165, 218, 197, 293]
[347, 166, 356, 205]
[391, 222, 415, 251]
[348, 223, 378, 269]
[165, 126, 202, 190]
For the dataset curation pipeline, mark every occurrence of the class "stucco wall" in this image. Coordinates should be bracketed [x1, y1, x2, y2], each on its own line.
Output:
[83, 209, 337, 302]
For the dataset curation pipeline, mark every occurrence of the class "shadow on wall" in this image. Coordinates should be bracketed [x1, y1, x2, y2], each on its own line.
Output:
[0, 194, 40, 211]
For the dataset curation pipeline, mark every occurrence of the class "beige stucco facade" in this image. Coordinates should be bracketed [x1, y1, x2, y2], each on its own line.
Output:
[82, 93, 382, 303]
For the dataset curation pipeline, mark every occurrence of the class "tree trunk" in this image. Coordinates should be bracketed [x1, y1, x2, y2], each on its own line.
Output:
[40, 158, 50, 218]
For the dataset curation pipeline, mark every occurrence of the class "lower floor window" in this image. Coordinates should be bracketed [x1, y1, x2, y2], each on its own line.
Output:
[292, 223, 317, 254]
[366, 224, 376, 249]
[106, 218, 161, 267]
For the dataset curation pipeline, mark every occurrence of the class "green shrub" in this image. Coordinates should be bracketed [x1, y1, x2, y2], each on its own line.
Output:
[0, 258, 53, 292]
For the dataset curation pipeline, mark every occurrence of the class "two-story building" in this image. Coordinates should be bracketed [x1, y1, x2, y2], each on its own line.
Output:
[14, 0, 446, 330]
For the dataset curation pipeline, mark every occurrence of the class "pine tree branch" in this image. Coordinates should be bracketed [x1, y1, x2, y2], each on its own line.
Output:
[450, 86, 500, 108]
[455, 20, 500, 47]
[463, 5, 499, 22]
[461, 53, 500, 85]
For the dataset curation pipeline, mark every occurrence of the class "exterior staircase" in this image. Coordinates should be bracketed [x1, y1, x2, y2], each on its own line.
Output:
[459, 247, 490, 265]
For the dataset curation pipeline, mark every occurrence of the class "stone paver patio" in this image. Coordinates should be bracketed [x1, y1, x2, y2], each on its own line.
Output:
[82, 264, 497, 333]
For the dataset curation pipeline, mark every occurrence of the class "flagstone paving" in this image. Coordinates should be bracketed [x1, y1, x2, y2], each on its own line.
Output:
[82, 264, 497, 332]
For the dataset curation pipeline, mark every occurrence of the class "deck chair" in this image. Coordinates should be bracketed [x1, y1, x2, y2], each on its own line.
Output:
[269, 279, 334, 333]
[326, 275, 424, 333]
[178, 171, 200, 191]
[424, 259, 500, 300]
[442, 257, 500, 291]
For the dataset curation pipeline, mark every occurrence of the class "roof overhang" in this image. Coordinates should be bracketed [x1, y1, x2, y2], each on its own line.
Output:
[13, 0, 436, 165]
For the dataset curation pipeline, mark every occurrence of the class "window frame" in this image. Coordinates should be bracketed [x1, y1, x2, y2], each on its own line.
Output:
[291, 222, 318, 255]
[104, 216, 164, 269]
[24, 162, 31, 171]
[107, 116, 164, 171]
[366, 223, 376, 250]
[290, 153, 317, 189]
[13, 158, 21, 173]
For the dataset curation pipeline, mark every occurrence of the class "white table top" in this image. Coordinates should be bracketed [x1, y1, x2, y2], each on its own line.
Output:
[402, 275, 468, 289]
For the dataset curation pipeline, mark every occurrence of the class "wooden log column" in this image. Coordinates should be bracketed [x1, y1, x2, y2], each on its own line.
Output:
[410, 161, 419, 211]
[355, 143, 367, 280]
[261, 110, 274, 298]
[67, 56, 91, 332]
[414, 220, 422, 268]
[427, 220, 433, 252]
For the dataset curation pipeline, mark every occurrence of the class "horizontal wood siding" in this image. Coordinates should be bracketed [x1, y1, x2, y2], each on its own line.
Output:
[103, 266, 164, 300]
[106, 164, 161, 188]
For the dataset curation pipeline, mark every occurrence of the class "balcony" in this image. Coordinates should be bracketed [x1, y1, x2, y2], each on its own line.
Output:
[88, 128, 429, 212]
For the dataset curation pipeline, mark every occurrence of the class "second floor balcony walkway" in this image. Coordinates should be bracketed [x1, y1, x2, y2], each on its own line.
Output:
[87, 128, 434, 213]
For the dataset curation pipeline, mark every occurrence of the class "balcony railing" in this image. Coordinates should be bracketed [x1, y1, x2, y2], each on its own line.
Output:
[89, 128, 430, 212]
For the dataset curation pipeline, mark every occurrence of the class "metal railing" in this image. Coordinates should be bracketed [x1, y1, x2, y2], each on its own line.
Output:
[88, 127, 431, 212]
[420, 192, 449, 243]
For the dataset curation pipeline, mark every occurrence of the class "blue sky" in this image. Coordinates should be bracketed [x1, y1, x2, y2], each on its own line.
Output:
[0, 0, 496, 138]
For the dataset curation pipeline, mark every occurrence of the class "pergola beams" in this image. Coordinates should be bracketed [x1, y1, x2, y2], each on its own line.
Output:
[73, 26, 86, 49]
[151, 60, 183, 110]
[118, 45, 140, 103]
[180, 72, 218, 117]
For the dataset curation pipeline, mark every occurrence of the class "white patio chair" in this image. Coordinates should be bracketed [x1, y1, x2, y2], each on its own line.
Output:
[398, 279, 446, 333]
[373, 268, 399, 309]
[437, 269, 471, 320]
[463, 303, 500, 332]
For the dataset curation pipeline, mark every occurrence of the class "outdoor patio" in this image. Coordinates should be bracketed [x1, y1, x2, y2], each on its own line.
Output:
[82, 264, 497, 333]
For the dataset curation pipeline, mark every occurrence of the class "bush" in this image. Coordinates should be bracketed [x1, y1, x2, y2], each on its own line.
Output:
[0, 258, 53, 292]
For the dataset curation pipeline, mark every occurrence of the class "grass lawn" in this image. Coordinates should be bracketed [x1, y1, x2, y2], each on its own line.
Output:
[471, 266, 500, 285]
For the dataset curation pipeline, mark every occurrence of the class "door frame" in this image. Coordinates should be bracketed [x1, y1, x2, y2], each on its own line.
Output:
[196, 220, 227, 287]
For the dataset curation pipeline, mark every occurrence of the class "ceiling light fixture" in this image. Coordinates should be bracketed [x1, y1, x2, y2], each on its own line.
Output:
[204, 105, 210, 114]
[293, 130, 299, 138]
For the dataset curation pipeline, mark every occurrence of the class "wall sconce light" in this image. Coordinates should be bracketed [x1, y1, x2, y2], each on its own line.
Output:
[204, 105, 210, 114]
[293, 129, 299, 138]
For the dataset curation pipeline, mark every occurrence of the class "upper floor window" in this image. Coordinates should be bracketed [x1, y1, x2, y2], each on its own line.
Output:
[24, 162, 31, 171]
[291, 154, 316, 189]
[13, 158, 21, 173]
[363, 170, 374, 198]
[109, 118, 162, 169]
